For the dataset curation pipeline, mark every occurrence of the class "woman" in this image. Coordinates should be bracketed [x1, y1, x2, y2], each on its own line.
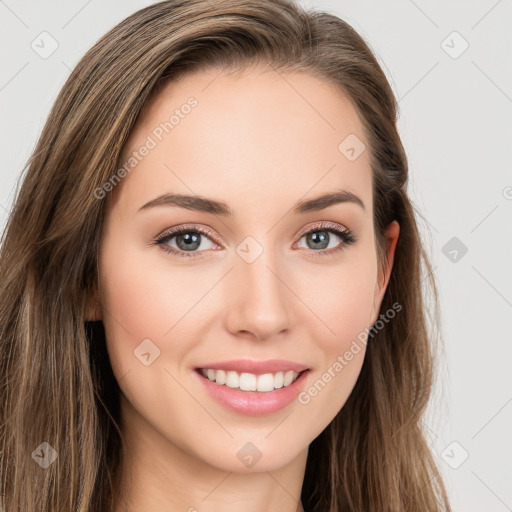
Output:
[0, 0, 451, 510]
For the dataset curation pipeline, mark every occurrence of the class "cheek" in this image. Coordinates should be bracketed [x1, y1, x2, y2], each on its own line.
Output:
[297, 250, 378, 348]
[293, 252, 377, 428]
[99, 238, 211, 338]
[97, 235, 199, 383]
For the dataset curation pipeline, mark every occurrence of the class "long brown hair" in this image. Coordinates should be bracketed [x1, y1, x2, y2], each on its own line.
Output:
[0, 1, 451, 510]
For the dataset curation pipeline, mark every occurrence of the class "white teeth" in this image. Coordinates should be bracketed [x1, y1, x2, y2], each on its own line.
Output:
[199, 369, 301, 392]
[283, 370, 295, 386]
[257, 373, 274, 392]
[225, 371, 239, 388]
[239, 372, 257, 391]
[216, 369, 226, 385]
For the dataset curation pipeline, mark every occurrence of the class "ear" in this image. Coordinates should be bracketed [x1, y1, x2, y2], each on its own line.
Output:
[370, 220, 399, 325]
[85, 281, 102, 322]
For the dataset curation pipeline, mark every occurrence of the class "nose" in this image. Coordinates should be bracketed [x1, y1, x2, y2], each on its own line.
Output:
[223, 249, 292, 341]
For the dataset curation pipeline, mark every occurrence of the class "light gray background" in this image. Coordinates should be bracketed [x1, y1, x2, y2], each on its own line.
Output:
[1, 1, 511, 510]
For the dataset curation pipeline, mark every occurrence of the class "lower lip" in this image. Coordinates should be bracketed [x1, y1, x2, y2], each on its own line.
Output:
[194, 369, 310, 416]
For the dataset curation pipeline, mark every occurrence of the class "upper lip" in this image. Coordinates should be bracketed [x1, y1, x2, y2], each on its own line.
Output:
[195, 359, 309, 375]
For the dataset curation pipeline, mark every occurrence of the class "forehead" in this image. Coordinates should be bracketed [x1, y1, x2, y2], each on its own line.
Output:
[113, 65, 372, 219]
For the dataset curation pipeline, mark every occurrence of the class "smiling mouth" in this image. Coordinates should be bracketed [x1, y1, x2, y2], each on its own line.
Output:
[196, 368, 309, 393]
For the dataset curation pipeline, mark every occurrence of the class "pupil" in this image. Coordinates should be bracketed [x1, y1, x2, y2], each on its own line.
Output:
[178, 232, 200, 251]
[308, 231, 328, 250]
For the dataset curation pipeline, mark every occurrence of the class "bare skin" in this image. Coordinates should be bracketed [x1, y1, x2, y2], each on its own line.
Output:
[88, 64, 399, 512]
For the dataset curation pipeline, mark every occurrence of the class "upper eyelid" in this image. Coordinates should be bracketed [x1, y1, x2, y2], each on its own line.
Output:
[295, 220, 351, 238]
[156, 221, 351, 242]
[156, 224, 218, 244]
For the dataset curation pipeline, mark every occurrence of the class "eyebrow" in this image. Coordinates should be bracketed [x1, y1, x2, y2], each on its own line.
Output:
[138, 189, 365, 215]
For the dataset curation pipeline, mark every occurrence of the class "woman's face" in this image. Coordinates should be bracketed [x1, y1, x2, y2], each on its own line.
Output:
[95, 65, 398, 474]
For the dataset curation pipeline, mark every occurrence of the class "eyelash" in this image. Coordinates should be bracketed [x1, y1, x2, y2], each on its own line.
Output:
[150, 221, 357, 259]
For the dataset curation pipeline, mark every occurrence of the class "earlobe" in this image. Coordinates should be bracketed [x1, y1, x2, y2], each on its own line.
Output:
[371, 220, 400, 323]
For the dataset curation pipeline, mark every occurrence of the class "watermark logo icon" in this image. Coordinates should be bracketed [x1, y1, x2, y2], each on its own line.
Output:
[441, 441, 469, 469]
[442, 236, 468, 263]
[338, 134, 366, 162]
[441, 31, 469, 59]
[134, 338, 161, 366]
[31, 31, 59, 59]
[237, 442, 262, 468]
[31, 442, 58, 469]
[236, 236, 264, 264]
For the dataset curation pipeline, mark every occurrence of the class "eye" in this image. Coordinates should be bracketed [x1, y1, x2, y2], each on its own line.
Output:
[151, 225, 219, 258]
[294, 221, 356, 257]
[150, 221, 356, 259]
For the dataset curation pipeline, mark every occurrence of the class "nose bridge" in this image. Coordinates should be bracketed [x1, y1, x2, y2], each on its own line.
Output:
[225, 237, 291, 338]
